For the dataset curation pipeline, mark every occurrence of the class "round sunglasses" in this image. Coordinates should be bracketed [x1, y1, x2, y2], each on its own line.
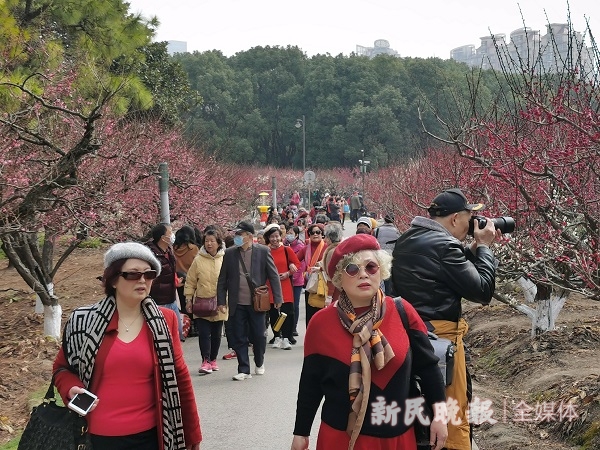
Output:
[309, 230, 322, 236]
[343, 261, 380, 277]
[120, 270, 158, 281]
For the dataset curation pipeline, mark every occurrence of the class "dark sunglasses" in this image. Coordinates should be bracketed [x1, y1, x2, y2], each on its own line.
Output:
[309, 230, 322, 236]
[344, 262, 380, 277]
[120, 270, 158, 281]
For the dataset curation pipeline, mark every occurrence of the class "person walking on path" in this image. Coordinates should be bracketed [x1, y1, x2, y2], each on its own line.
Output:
[296, 223, 328, 326]
[349, 191, 362, 222]
[216, 221, 283, 381]
[54, 242, 202, 450]
[292, 234, 447, 450]
[263, 223, 301, 350]
[184, 228, 227, 375]
[286, 225, 306, 336]
[373, 214, 401, 295]
[146, 223, 185, 341]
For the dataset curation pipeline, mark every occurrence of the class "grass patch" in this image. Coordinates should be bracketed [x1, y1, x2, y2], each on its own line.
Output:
[0, 435, 21, 450]
[77, 237, 103, 249]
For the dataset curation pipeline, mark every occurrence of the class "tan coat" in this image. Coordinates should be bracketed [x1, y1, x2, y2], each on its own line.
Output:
[184, 245, 228, 322]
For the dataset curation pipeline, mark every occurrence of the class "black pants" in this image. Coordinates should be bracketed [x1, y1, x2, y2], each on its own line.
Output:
[231, 305, 267, 374]
[195, 318, 223, 361]
[91, 427, 158, 450]
[268, 302, 294, 339]
[304, 291, 322, 327]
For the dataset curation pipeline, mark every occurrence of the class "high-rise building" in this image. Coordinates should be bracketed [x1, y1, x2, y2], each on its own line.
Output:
[451, 24, 595, 78]
[356, 39, 400, 58]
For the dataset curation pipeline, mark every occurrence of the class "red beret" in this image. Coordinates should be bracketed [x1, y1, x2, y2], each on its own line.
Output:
[327, 234, 380, 279]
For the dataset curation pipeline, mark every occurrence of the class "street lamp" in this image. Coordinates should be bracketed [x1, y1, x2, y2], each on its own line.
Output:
[359, 150, 370, 201]
[295, 115, 306, 172]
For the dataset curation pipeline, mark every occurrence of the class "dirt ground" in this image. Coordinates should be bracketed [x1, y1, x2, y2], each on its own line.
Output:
[1, 245, 599, 448]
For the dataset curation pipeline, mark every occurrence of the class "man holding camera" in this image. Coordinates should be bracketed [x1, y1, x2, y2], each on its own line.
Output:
[391, 188, 500, 450]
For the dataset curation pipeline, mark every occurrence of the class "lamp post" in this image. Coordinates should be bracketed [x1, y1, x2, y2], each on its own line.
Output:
[358, 149, 370, 201]
[295, 115, 306, 172]
[295, 115, 307, 206]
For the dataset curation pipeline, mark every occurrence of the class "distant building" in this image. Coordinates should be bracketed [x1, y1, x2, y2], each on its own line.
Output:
[451, 24, 595, 77]
[356, 39, 400, 58]
[167, 41, 187, 56]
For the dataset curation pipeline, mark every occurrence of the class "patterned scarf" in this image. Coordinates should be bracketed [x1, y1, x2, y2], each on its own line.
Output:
[62, 296, 186, 450]
[337, 289, 395, 450]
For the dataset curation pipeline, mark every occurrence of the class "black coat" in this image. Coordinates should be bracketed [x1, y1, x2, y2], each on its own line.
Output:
[146, 240, 177, 305]
[391, 216, 496, 322]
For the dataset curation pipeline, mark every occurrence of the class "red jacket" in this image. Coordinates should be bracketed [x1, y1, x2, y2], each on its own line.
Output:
[53, 307, 201, 448]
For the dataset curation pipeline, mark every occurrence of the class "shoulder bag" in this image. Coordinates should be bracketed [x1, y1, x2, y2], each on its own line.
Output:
[238, 249, 270, 312]
[394, 298, 433, 449]
[18, 379, 90, 450]
[192, 296, 218, 317]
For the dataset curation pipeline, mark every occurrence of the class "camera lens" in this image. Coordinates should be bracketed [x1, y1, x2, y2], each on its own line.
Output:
[468, 216, 515, 235]
[491, 217, 515, 234]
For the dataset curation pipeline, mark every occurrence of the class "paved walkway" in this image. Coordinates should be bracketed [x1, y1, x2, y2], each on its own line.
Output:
[183, 219, 479, 449]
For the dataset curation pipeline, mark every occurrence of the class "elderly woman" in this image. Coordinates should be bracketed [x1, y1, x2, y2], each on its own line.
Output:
[184, 227, 227, 374]
[53, 242, 202, 450]
[263, 223, 301, 349]
[320, 221, 344, 306]
[291, 234, 447, 450]
[296, 223, 328, 326]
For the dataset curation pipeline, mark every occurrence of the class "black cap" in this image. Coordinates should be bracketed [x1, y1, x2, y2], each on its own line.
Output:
[384, 213, 395, 223]
[427, 188, 485, 217]
[233, 221, 255, 234]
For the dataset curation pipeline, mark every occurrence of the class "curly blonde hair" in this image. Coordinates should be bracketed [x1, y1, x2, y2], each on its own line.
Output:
[331, 249, 392, 290]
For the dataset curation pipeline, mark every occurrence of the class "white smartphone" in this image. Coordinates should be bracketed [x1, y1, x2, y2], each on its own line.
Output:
[67, 389, 97, 416]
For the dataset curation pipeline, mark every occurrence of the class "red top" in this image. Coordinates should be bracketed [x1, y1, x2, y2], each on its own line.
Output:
[53, 308, 202, 449]
[90, 322, 156, 435]
[268, 245, 301, 303]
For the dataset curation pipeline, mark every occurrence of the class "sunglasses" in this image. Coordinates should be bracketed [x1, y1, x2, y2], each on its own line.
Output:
[309, 230, 322, 236]
[120, 270, 158, 281]
[343, 262, 380, 277]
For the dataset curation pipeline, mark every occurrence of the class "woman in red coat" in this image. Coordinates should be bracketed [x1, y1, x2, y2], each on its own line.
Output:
[292, 235, 447, 450]
[263, 223, 301, 350]
[53, 242, 201, 450]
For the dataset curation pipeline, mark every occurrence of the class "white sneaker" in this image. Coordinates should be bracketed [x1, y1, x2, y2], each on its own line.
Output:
[255, 365, 265, 375]
[271, 337, 282, 349]
[281, 338, 292, 350]
[232, 373, 252, 381]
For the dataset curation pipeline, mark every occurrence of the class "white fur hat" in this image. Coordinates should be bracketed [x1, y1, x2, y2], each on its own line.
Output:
[104, 242, 161, 275]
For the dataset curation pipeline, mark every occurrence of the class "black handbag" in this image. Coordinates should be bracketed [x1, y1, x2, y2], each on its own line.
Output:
[18, 380, 90, 450]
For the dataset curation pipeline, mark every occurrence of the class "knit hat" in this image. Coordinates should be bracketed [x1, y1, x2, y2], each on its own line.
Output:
[104, 242, 162, 275]
[327, 234, 380, 279]
[356, 217, 373, 229]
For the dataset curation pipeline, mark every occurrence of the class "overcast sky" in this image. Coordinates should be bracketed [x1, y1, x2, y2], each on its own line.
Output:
[127, 0, 599, 59]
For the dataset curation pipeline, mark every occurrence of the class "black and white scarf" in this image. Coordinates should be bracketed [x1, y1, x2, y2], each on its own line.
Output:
[62, 296, 185, 449]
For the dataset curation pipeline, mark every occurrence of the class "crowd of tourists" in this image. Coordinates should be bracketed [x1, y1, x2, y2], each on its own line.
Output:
[51, 187, 503, 450]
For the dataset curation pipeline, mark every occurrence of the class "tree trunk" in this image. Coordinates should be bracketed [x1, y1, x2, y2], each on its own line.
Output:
[517, 277, 569, 336]
[43, 303, 62, 339]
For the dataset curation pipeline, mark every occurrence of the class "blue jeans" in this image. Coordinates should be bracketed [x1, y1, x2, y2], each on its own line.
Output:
[161, 301, 184, 341]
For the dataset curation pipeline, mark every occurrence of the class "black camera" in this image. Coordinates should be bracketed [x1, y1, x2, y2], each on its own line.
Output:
[468, 216, 515, 236]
